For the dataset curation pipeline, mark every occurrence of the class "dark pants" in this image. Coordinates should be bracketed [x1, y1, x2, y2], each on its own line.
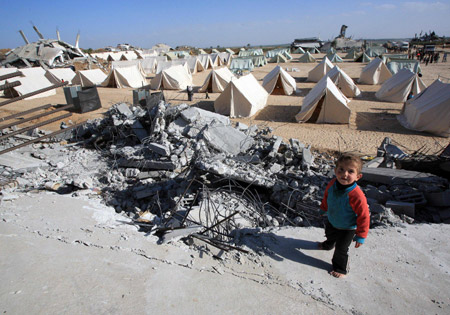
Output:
[322, 221, 355, 274]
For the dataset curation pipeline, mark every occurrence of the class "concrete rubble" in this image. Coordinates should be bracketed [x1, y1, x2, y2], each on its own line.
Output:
[0, 103, 449, 253]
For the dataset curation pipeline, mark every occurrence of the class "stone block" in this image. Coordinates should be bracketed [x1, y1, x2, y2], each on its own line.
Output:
[386, 200, 415, 218]
[148, 143, 171, 157]
[425, 190, 450, 207]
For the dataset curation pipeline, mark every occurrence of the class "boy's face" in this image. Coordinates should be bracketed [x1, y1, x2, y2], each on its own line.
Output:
[335, 160, 362, 186]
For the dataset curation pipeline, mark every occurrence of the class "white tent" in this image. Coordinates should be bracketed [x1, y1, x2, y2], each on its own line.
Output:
[327, 53, 343, 63]
[358, 58, 392, 85]
[225, 48, 235, 55]
[298, 51, 316, 63]
[150, 64, 193, 90]
[140, 57, 164, 75]
[4, 67, 56, 100]
[186, 57, 205, 74]
[101, 65, 147, 88]
[269, 53, 288, 63]
[214, 74, 268, 117]
[45, 68, 76, 84]
[199, 67, 236, 93]
[295, 77, 351, 124]
[397, 79, 450, 137]
[318, 66, 361, 98]
[307, 57, 334, 82]
[196, 54, 214, 70]
[72, 69, 107, 87]
[375, 68, 426, 103]
[262, 65, 297, 95]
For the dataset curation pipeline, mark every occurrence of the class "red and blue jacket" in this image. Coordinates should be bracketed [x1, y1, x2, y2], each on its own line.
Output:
[320, 178, 370, 243]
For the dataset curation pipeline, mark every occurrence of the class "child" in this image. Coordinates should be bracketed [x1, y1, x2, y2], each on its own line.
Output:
[318, 154, 370, 278]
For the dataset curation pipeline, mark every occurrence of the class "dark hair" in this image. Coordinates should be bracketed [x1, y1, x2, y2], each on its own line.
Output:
[336, 154, 363, 174]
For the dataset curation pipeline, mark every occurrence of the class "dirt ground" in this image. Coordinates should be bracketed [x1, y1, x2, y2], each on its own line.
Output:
[1, 53, 449, 156]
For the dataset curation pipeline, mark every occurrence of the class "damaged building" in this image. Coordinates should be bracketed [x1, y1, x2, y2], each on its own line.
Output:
[1, 26, 89, 69]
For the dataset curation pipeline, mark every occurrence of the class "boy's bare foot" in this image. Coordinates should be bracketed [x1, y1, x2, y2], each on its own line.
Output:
[329, 270, 346, 278]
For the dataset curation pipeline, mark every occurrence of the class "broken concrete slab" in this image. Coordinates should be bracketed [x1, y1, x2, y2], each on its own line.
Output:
[386, 200, 415, 218]
[361, 167, 448, 186]
[364, 157, 384, 168]
[202, 123, 254, 156]
[148, 143, 170, 157]
[181, 107, 230, 126]
[425, 190, 450, 207]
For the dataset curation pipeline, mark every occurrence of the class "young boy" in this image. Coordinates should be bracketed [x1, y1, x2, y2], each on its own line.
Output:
[318, 154, 370, 278]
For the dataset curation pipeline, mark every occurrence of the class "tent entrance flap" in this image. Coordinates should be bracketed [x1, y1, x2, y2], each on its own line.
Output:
[308, 96, 325, 123]
[271, 76, 285, 95]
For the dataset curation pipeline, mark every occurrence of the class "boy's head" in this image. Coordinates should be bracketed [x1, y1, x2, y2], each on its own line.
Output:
[335, 154, 363, 185]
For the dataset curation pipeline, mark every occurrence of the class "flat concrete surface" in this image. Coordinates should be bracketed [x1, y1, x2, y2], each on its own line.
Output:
[1, 192, 450, 314]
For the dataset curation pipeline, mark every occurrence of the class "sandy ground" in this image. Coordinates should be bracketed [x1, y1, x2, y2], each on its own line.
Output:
[1, 53, 449, 156]
[1, 191, 449, 314]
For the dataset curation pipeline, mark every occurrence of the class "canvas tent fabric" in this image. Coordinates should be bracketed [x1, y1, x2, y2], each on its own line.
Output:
[230, 58, 254, 72]
[344, 49, 359, 59]
[293, 47, 305, 54]
[266, 48, 290, 58]
[397, 79, 450, 137]
[375, 68, 426, 103]
[218, 52, 232, 66]
[214, 74, 268, 117]
[197, 54, 214, 70]
[72, 69, 108, 87]
[45, 68, 76, 84]
[269, 53, 288, 63]
[298, 51, 316, 63]
[308, 47, 320, 54]
[358, 58, 392, 85]
[225, 48, 235, 55]
[112, 60, 147, 77]
[327, 53, 343, 63]
[164, 52, 178, 61]
[319, 66, 361, 98]
[199, 67, 236, 93]
[386, 60, 421, 75]
[150, 64, 193, 90]
[365, 47, 387, 57]
[4, 67, 56, 100]
[354, 53, 372, 63]
[262, 65, 297, 95]
[282, 51, 293, 60]
[155, 60, 190, 74]
[307, 57, 334, 82]
[185, 57, 205, 74]
[295, 77, 351, 124]
[101, 65, 147, 88]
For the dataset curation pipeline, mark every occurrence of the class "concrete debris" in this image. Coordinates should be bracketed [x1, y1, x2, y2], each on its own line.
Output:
[0, 101, 449, 252]
[1, 26, 97, 69]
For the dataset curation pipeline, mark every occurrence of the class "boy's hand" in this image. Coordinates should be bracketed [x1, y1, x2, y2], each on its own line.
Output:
[354, 241, 363, 248]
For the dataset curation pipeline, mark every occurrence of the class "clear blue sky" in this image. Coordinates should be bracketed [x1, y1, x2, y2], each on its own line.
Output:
[1, 0, 449, 49]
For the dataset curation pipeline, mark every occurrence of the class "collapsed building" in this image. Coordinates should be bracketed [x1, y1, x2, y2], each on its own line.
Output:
[1, 26, 91, 69]
[1, 95, 449, 251]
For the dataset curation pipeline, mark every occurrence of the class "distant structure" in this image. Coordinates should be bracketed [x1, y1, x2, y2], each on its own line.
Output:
[338, 25, 348, 38]
[291, 37, 323, 50]
[1, 25, 90, 68]
[332, 25, 363, 50]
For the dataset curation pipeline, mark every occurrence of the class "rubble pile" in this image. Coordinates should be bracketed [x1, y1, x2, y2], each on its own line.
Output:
[1, 100, 449, 250]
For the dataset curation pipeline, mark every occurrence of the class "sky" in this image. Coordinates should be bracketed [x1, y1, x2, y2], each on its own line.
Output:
[1, 0, 449, 49]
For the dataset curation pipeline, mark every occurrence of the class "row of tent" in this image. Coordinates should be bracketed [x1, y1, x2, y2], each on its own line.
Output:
[110, 53, 232, 76]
